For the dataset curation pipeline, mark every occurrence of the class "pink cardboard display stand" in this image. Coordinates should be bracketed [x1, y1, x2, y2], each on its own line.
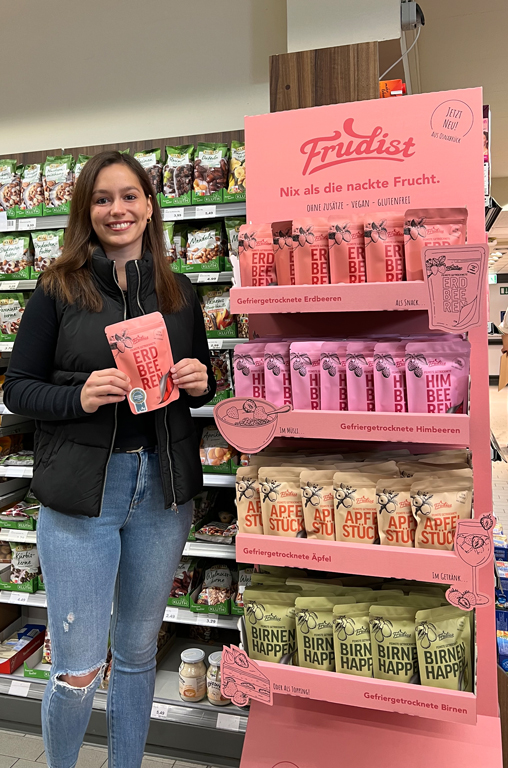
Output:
[232, 88, 502, 768]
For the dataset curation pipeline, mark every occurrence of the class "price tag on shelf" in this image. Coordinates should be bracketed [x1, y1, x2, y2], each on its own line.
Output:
[150, 702, 169, 720]
[197, 272, 220, 283]
[17, 219, 36, 230]
[200, 206, 216, 218]
[163, 606, 179, 622]
[216, 713, 241, 732]
[8, 680, 30, 698]
[0, 282, 19, 290]
[196, 614, 218, 626]
[15, 531, 28, 542]
[10, 592, 29, 604]
[162, 207, 185, 221]
[207, 339, 223, 350]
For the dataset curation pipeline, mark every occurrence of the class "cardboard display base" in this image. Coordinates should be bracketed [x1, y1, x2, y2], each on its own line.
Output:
[241, 698, 503, 768]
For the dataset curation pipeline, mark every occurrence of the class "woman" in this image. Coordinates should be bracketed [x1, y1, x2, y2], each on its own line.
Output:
[4, 151, 216, 768]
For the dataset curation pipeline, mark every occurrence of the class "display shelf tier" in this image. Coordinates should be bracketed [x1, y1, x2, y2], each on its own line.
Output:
[0, 467, 33, 478]
[202, 474, 235, 487]
[0, 280, 37, 291]
[186, 271, 233, 284]
[255, 661, 475, 724]
[190, 406, 214, 417]
[0, 466, 233, 484]
[0, 529, 37, 544]
[0, 338, 248, 353]
[230, 281, 429, 314]
[237, 534, 471, 585]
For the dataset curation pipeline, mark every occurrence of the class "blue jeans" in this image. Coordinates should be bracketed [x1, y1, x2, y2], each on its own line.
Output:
[37, 450, 192, 768]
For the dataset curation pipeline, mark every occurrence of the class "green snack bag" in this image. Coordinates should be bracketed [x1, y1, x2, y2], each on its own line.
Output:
[134, 149, 162, 194]
[162, 221, 176, 266]
[0, 234, 32, 280]
[295, 596, 350, 671]
[42, 155, 75, 215]
[416, 605, 472, 691]
[192, 142, 229, 204]
[244, 589, 297, 663]
[0, 160, 21, 218]
[224, 140, 246, 202]
[225, 217, 245, 270]
[334, 602, 377, 677]
[369, 604, 418, 683]
[161, 145, 194, 206]
[0, 293, 25, 341]
[173, 223, 187, 270]
[199, 285, 236, 337]
[185, 223, 223, 272]
[32, 230, 64, 275]
[18, 163, 44, 217]
[75, 155, 91, 180]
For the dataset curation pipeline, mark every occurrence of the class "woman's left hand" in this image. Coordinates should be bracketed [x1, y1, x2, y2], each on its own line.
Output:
[171, 358, 209, 397]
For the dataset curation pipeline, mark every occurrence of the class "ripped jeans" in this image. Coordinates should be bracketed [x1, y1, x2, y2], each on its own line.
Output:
[37, 450, 193, 768]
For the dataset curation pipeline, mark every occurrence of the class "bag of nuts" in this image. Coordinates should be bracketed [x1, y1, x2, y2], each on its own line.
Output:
[10, 542, 40, 585]
[162, 145, 194, 206]
[199, 285, 237, 337]
[18, 164, 44, 217]
[210, 350, 234, 404]
[32, 230, 64, 276]
[43, 155, 75, 214]
[0, 294, 25, 341]
[224, 140, 246, 202]
[0, 234, 33, 280]
[186, 223, 223, 271]
[193, 142, 229, 204]
[200, 425, 236, 473]
[74, 154, 91, 181]
[0, 160, 21, 218]
[134, 148, 163, 195]
[225, 217, 245, 271]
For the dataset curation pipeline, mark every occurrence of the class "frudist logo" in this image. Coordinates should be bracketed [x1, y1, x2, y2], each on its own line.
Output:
[300, 118, 416, 176]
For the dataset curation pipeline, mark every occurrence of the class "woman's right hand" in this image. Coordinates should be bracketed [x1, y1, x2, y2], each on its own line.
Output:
[80, 369, 131, 413]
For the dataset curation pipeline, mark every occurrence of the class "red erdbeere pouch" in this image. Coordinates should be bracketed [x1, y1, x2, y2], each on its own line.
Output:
[105, 311, 179, 414]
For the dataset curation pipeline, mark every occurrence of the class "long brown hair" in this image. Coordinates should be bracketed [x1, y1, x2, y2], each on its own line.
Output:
[39, 151, 184, 313]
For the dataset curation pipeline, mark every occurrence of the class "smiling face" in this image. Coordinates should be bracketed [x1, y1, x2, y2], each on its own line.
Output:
[90, 163, 153, 255]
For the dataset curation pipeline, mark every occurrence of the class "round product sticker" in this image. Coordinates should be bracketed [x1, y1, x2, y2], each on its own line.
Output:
[129, 388, 147, 414]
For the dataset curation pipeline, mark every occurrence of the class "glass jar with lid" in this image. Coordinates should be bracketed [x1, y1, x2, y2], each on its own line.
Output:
[179, 648, 206, 702]
[206, 651, 230, 706]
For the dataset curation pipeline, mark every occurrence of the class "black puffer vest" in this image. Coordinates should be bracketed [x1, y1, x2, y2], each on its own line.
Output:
[30, 250, 215, 517]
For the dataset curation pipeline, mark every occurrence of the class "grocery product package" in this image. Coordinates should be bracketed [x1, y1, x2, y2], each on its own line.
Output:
[0, 160, 21, 218]
[259, 466, 306, 536]
[290, 341, 322, 410]
[333, 472, 380, 545]
[225, 217, 245, 271]
[320, 341, 348, 411]
[333, 602, 376, 677]
[193, 142, 229, 204]
[346, 341, 375, 412]
[199, 286, 236, 337]
[328, 217, 366, 283]
[369, 604, 418, 683]
[162, 221, 177, 266]
[186, 223, 223, 271]
[42, 155, 74, 214]
[18, 164, 44, 217]
[415, 605, 472, 691]
[0, 294, 25, 341]
[210, 351, 233, 404]
[172, 223, 187, 269]
[412, 477, 473, 550]
[272, 222, 295, 286]
[373, 341, 407, 412]
[264, 342, 292, 407]
[161, 145, 194, 206]
[404, 208, 468, 282]
[376, 478, 415, 547]
[195, 563, 233, 612]
[200, 426, 236, 474]
[293, 218, 329, 285]
[0, 542, 11, 563]
[405, 340, 471, 414]
[238, 224, 276, 287]
[168, 558, 198, 607]
[43, 629, 52, 664]
[10, 543, 40, 584]
[224, 140, 246, 202]
[0, 235, 32, 280]
[74, 154, 91, 180]
[104, 311, 178, 414]
[364, 212, 404, 282]
[134, 149, 163, 194]
[0, 493, 39, 531]
[233, 342, 266, 399]
[295, 595, 351, 671]
[236, 466, 263, 534]
[244, 588, 297, 663]
[32, 230, 64, 275]
[300, 470, 335, 540]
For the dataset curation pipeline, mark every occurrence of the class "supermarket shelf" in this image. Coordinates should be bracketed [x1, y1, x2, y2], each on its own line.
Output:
[0, 529, 36, 544]
[0, 343, 13, 352]
[0, 406, 9, 415]
[0, 280, 37, 291]
[0, 590, 46, 607]
[163, 606, 239, 630]
[183, 541, 236, 559]
[0, 466, 33, 478]
[237, 533, 471, 585]
[207, 338, 248, 350]
[255, 660, 475, 725]
[202, 473, 235, 487]
[186, 271, 233, 284]
[190, 406, 214, 418]
[230, 281, 430, 314]
[0, 466, 233, 484]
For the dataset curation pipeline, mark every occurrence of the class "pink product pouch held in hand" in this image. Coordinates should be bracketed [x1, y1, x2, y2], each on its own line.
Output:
[364, 211, 405, 282]
[290, 341, 322, 410]
[320, 342, 348, 411]
[292, 218, 329, 285]
[405, 340, 471, 414]
[373, 341, 407, 413]
[328, 217, 366, 283]
[346, 341, 376, 412]
[272, 221, 295, 285]
[264, 342, 292, 407]
[404, 208, 467, 282]
[233, 343, 266, 400]
[105, 311, 179, 414]
[238, 223, 276, 286]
